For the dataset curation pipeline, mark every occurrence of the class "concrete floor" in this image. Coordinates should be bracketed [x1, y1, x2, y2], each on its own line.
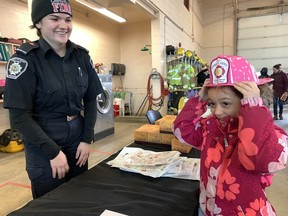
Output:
[1, 113, 288, 216]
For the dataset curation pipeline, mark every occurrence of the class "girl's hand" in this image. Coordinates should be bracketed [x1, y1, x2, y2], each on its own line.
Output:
[198, 79, 210, 100]
[233, 82, 260, 98]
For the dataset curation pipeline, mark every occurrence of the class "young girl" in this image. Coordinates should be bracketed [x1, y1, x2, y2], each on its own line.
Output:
[172, 55, 288, 216]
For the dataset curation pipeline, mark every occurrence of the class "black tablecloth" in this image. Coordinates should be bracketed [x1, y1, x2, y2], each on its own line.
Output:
[9, 143, 200, 216]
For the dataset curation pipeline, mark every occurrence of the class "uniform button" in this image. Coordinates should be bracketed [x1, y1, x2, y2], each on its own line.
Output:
[229, 135, 233, 138]
[207, 121, 210, 125]
[230, 118, 234, 122]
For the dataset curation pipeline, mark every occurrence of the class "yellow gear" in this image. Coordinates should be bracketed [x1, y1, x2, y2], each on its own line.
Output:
[176, 47, 185, 55]
[0, 129, 24, 153]
[0, 140, 24, 153]
[185, 50, 193, 58]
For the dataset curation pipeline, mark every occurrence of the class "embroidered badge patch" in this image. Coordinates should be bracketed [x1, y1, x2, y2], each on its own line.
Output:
[210, 57, 229, 84]
[6, 57, 28, 79]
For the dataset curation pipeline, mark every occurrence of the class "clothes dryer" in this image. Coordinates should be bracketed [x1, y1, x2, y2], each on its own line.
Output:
[94, 74, 114, 141]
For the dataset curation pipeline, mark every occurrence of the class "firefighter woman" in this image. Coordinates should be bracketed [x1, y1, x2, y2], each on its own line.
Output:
[4, 0, 104, 198]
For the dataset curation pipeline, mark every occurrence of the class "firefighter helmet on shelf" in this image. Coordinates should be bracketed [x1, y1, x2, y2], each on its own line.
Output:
[0, 129, 24, 153]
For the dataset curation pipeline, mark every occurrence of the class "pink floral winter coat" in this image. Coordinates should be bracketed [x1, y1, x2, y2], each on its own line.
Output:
[172, 96, 288, 216]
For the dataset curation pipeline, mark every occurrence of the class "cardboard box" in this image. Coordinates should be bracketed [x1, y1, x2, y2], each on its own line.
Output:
[171, 137, 193, 153]
[155, 115, 176, 133]
[134, 123, 176, 145]
[134, 124, 161, 143]
[161, 133, 175, 145]
[147, 125, 162, 143]
[134, 124, 151, 142]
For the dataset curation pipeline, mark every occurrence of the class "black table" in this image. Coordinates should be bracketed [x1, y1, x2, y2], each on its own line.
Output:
[9, 143, 200, 216]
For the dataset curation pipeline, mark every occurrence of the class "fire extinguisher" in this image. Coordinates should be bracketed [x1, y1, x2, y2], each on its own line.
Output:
[163, 78, 169, 96]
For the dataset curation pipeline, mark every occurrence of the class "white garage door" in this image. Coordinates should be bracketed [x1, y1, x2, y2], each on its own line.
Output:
[237, 13, 288, 74]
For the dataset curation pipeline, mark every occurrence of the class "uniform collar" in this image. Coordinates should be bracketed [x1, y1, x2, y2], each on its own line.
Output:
[38, 37, 75, 59]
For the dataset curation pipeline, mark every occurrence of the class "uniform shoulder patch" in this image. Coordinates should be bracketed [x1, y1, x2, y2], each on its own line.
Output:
[6, 57, 28, 79]
[16, 42, 39, 55]
[74, 44, 89, 53]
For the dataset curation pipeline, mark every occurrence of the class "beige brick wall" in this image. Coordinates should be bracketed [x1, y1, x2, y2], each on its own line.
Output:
[0, 0, 123, 76]
[150, 0, 204, 63]
[0, 0, 34, 79]
[119, 21, 151, 113]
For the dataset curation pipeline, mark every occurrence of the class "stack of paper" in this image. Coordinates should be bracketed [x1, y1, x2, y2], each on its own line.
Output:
[107, 147, 200, 180]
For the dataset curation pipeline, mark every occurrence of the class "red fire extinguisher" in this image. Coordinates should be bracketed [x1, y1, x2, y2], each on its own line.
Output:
[113, 103, 120, 117]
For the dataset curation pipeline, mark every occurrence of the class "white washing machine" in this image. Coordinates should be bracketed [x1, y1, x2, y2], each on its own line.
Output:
[94, 74, 114, 141]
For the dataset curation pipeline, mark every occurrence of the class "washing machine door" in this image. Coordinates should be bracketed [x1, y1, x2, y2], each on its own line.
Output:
[97, 86, 112, 114]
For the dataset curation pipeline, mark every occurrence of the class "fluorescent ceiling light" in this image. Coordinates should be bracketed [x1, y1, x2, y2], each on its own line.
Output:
[96, 8, 126, 23]
[76, 0, 126, 23]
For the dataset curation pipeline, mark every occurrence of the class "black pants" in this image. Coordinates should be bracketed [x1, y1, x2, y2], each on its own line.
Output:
[24, 115, 88, 199]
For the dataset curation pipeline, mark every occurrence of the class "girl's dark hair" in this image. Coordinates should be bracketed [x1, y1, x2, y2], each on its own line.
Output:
[206, 84, 273, 106]
[273, 64, 281, 70]
[204, 86, 243, 101]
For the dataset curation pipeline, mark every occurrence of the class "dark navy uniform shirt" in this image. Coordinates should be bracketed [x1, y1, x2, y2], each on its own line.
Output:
[4, 37, 104, 159]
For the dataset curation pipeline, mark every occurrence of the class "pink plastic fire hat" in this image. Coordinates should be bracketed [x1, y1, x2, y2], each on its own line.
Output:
[207, 55, 273, 87]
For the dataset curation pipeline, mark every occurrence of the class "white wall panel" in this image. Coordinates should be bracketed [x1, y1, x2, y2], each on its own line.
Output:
[238, 25, 288, 39]
[238, 13, 288, 28]
[238, 58, 288, 74]
[238, 47, 288, 59]
[237, 13, 288, 73]
[238, 36, 288, 49]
